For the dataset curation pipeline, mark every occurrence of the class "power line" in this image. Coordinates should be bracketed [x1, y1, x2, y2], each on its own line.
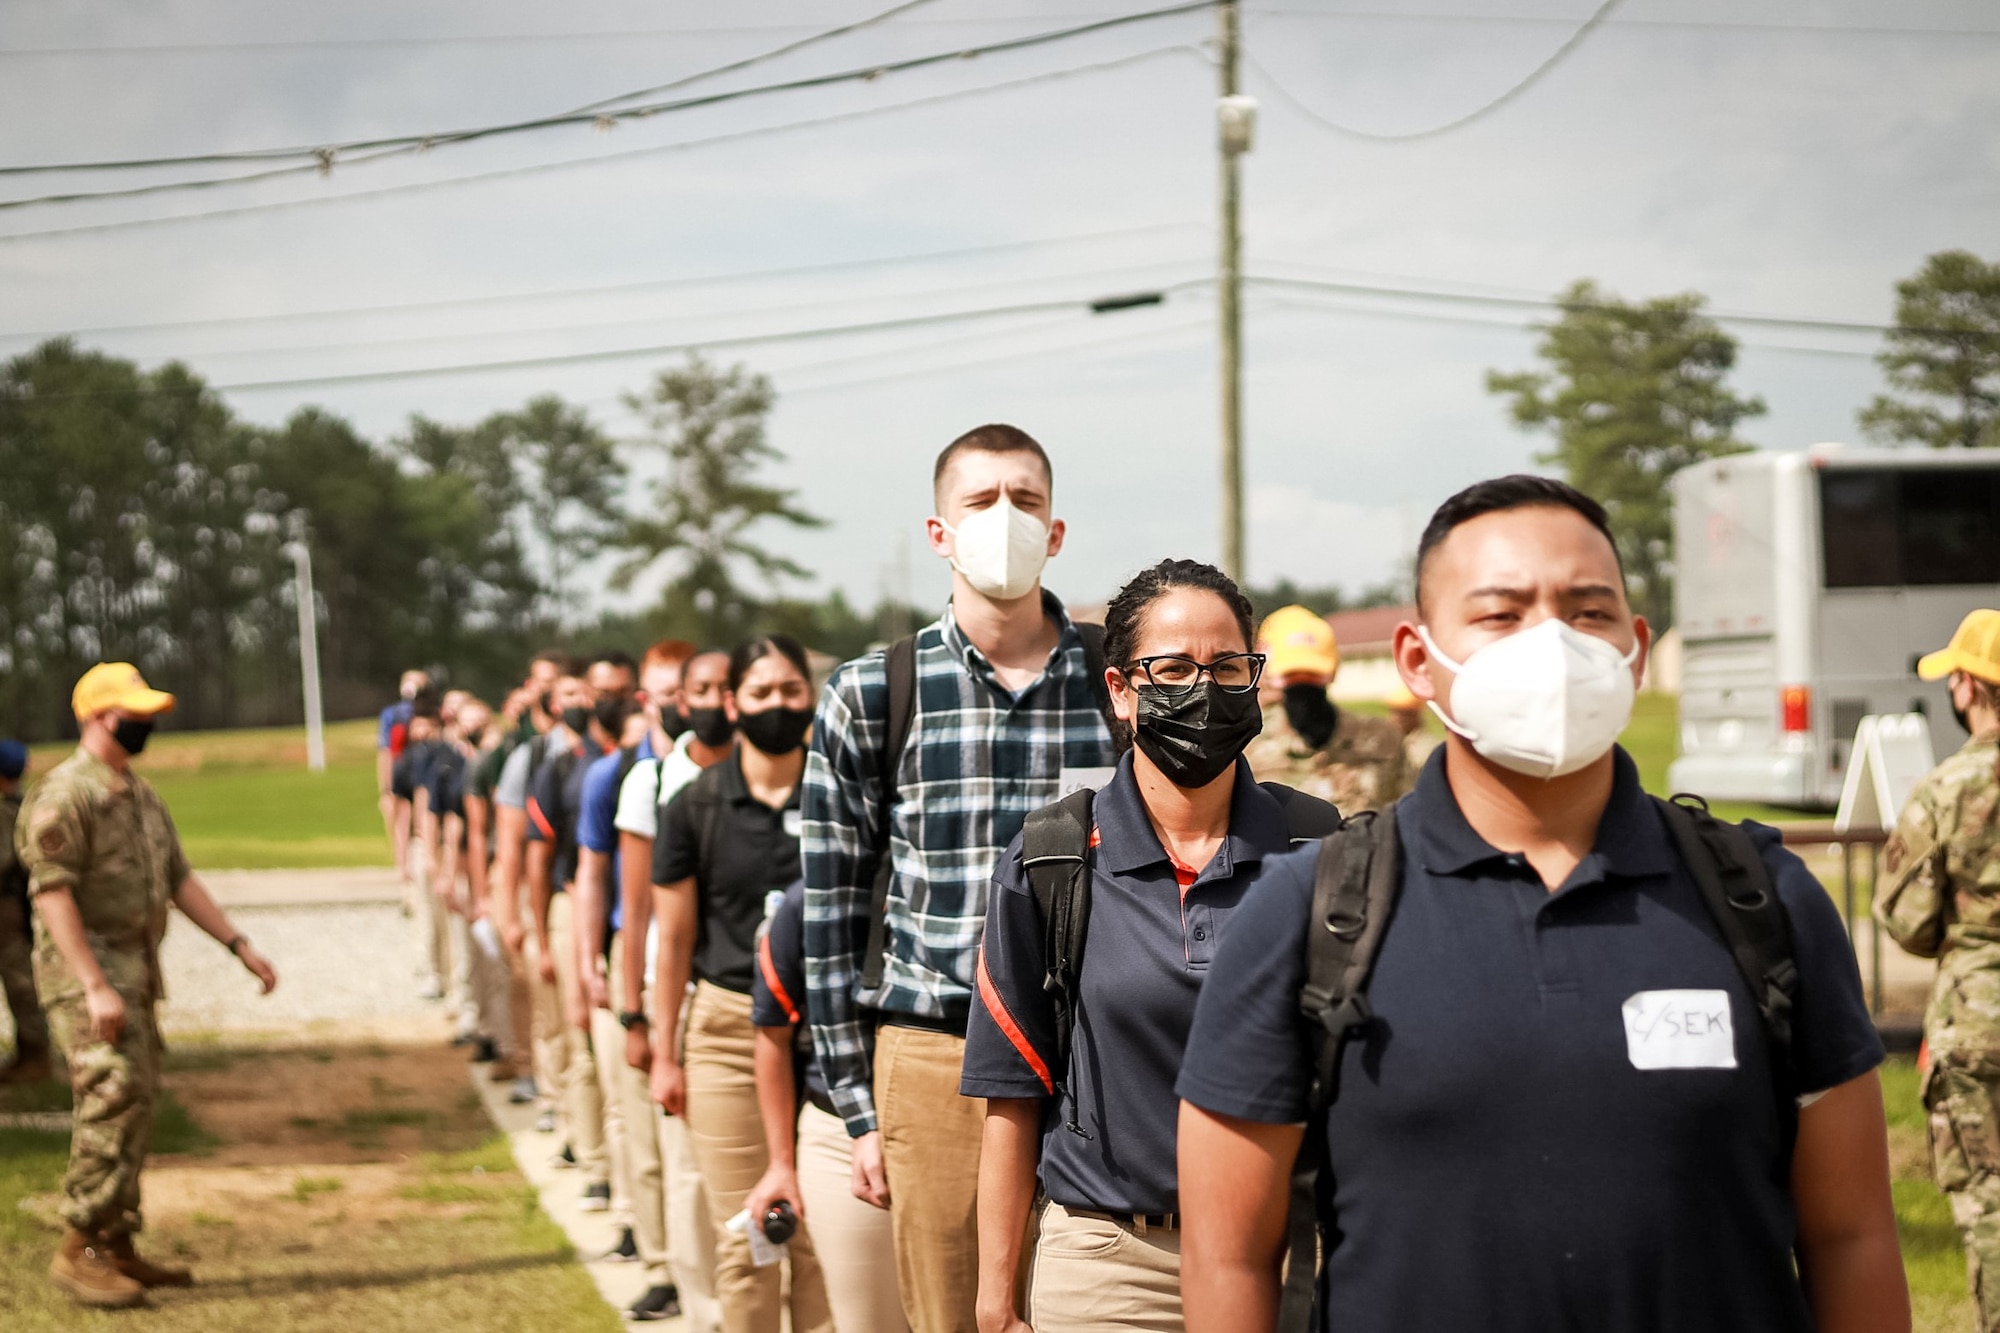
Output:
[0, 222, 1206, 340]
[0, 47, 1203, 243]
[1243, 0, 1622, 142]
[568, 0, 939, 116]
[0, 1, 1214, 183]
[1248, 8, 2000, 39]
[0, 17, 1154, 58]
[128, 259, 1215, 365]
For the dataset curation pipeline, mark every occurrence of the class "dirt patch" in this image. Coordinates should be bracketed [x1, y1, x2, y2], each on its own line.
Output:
[157, 1042, 491, 1167]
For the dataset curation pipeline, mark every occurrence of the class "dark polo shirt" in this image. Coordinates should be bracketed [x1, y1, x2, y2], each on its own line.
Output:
[750, 881, 835, 1117]
[1177, 747, 1883, 1333]
[655, 751, 802, 995]
[962, 753, 1296, 1216]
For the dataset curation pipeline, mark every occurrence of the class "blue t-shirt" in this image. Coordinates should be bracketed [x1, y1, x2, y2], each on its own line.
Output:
[578, 736, 655, 936]
[961, 753, 1293, 1216]
[1176, 748, 1884, 1333]
[377, 699, 413, 752]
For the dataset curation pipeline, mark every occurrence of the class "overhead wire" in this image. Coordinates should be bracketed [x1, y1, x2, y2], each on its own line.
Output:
[1247, 9, 2000, 39]
[0, 221, 1207, 340]
[0, 1, 1215, 183]
[566, 0, 940, 115]
[1243, 0, 1623, 142]
[0, 46, 1206, 242]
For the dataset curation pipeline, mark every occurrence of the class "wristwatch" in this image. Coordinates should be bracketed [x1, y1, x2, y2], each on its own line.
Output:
[618, 1010, 649, 1031]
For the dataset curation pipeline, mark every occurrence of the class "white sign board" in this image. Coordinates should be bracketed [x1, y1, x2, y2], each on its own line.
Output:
[1834, 713, 1935, 832]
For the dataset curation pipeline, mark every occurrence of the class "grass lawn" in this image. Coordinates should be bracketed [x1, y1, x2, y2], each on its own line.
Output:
[0, 1043, 617, 1332]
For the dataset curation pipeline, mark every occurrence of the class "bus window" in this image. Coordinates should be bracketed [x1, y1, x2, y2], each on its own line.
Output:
[1821, 467, 2000, 589]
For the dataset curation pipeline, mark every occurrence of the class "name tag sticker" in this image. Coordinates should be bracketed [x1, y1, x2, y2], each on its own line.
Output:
[1057, 766, 1117, 798]
[782, 809, 803, 838]
[1621, 989, 1737, 1070]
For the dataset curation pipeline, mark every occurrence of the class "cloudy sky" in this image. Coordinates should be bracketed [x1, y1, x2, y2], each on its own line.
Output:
[3, 0, 1994, 615]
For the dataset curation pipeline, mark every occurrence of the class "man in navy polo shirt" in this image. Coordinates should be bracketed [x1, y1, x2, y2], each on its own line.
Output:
[1176, 476, 1908, 1333]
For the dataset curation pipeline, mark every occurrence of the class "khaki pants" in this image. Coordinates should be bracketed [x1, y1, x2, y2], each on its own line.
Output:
[797, 1102, 908, 1333]
[413, 837, 447, 991]
[468, 915, 516, 1060]
[546, 892, 607, 1187]
[587, 937, 634, 1230]
[1028, 1201, 1183, 1333]
[876, 1024, 985, 1333]
[664, 1087, 722, 1332]
[684, 982, 832, 1333]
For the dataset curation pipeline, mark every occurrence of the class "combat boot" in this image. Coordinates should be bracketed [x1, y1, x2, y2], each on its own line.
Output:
[49, 1228, 147, 1308]
[106, 1231, 194, 1287]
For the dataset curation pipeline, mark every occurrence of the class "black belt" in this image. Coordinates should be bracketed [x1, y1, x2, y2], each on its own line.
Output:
[876, 1010, 969, 1039]
[1073, 1208, 1179, 1235]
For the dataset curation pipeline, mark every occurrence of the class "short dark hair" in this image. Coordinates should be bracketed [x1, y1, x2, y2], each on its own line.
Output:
[1415, 475, 1622, 611]
[586, 648, 637, 677]
[932, 424, 1052, 504]
[1101, 559, 1256, 752]
[728, 634, 811, 693]
[410, 689, 443, 722]
[530, 646, 575, 673]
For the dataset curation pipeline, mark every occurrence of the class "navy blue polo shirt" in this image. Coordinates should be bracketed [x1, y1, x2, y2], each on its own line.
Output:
[750, 881, 835, 1117]
[527, 735, 604, 891]
[1176, 747, 1883, 1333]
[962, 752, 1296, 1217]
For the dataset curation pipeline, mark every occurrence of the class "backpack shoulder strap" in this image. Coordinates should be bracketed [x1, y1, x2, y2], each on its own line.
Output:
[1022, 786, 1097, 1108]
[859, 635, 921, 993]
[1278, 802, 1400, 1333]
[1298, 804, 1404, 1116]
[1654, 794, 1800, 1152]
[614, 744, 643, 790]
[682, 761, 728, 890]
[1074, 621, 1113, 727]
[1260, 782, 1345, 843]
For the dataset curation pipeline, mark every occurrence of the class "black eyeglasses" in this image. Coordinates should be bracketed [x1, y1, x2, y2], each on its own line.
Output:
[1125, 652, 1266, 699]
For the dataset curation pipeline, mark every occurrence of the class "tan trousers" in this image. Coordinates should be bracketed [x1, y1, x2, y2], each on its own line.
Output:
[1028, 1201, 1183, 1333]
[684, 982, 832, 1333]
[468, 915, 516, 1060]
[796, 1102, 908, 1333]
[875, 1024, 985, 1333]
[664, 1081, 722, 1332]
[412, 837, 447, 990]
[546, 892, 607, 1186]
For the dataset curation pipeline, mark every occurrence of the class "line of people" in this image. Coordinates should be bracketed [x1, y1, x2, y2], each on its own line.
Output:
[378, 422, 1908, 1333]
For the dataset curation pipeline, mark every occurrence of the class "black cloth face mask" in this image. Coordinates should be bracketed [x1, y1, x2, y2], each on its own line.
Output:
[686, 706, 735, 749]
[111, 716, 156, 757]
[1132, 683, 1264, 789]
[738, 705, 813, 757]
[658, 708, 689, 741]
[560, 705, 592, 735]
[594, 696, 634, 734]
[1282, 681, 1338, 750]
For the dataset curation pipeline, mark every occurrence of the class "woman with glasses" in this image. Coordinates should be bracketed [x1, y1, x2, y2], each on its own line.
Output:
[961, 558, 1339, 1333]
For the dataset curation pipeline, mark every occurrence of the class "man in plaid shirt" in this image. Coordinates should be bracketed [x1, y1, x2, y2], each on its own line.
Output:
[802, 424, 1115, 1333]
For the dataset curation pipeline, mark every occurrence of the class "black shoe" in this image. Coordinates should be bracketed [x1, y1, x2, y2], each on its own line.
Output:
[579, 1181, 611, 1213]
[626, 1285, 682, 1322]
[471, 1037, 498, 1064]
[602, 1227, 637, 1263]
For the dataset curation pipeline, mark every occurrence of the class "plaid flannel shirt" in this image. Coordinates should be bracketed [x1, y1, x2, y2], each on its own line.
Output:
[802, 592, 1116, 1136]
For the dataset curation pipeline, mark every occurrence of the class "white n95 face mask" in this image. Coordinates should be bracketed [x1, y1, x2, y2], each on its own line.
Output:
[1419, 619, 1639, 779]
[940, 496, 1051, 602]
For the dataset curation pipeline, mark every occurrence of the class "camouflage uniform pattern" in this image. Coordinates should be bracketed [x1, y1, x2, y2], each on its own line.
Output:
[1, 791, 51, 1064]
[1244, 702, 1415, 815]
[13, 747, 189, 1238]
[1876, 727, 2000, 1330]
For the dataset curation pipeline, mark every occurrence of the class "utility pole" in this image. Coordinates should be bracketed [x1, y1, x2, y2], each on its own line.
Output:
[290, 541, 326, 774]
[1216, 0, 1249, 582]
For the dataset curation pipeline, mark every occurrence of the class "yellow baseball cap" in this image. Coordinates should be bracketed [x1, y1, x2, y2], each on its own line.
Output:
[72, 663, 176, 720]
[1258, 605, 1340, 681]
[1918, 610, 2000, 685]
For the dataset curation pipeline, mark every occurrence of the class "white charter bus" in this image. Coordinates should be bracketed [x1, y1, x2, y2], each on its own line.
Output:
[1667, 446, 2000, 809]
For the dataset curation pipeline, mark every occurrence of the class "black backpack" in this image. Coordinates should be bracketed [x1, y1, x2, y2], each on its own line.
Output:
[1019, 781, 1345, 1113]
[1275, 791, 1800, 1331]
[855, 623, 1113, 993]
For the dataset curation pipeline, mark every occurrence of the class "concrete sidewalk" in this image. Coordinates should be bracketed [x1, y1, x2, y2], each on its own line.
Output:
[470, 1063, 687, 1328]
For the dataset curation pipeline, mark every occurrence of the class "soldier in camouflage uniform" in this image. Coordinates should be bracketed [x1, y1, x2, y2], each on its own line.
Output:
[1, 737, 53, 1082]
[1878, 609, 2000, 1332]
[16, 663, 278, 1309]
[1244, 604, 1414, 813]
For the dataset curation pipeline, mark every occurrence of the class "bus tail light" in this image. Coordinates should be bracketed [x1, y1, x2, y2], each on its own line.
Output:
[1780, 686, 1811, 733]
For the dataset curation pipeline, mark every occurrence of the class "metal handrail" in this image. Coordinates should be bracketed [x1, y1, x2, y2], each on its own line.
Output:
[1775, 823, 1890, 1014]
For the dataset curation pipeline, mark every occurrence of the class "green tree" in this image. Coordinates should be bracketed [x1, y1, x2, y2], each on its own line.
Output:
[480, 395, 626, 620]
[617, 355, 823, 642]
[1486, 281, 1764, 628]
[1859, 249, 2000, 449]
